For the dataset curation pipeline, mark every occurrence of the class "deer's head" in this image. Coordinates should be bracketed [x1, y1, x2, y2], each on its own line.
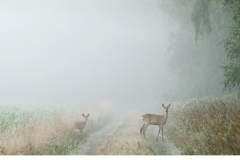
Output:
[162, 104, 170, 112]
[82, 113, 90, 121]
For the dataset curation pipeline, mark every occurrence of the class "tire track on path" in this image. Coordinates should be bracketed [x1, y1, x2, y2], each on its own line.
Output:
[69, 115, 123, 155]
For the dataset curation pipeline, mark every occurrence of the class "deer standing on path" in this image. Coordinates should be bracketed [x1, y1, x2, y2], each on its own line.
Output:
[140, 104, 170, 141]
[75, 113, 90, 133]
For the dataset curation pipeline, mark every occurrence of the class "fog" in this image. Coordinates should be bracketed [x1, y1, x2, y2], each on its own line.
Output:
[0, 0, 172, 110]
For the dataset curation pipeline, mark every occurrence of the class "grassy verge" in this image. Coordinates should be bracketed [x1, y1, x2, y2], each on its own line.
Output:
[0, 101, 114, 155]
[166, 93, 240, 155]
[39, 114, 112, 155]
[96, 111, 156, 155]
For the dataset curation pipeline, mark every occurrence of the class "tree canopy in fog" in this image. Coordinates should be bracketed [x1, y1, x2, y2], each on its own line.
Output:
[158, 0, 240, 100]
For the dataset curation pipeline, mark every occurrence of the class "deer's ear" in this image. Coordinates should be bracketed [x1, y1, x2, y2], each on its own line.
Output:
[168, 104, 171, 108]
[87, 114, 89, 116]
[162, 104, 165, 107]
[82, 113, 85, 116]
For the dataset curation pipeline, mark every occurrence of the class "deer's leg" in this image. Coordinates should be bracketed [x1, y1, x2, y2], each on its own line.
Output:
[162, 125, 164, 142]
[142, 123, 149, 139]
[156, 125, 162, 141]
[140, 124, 145, 135]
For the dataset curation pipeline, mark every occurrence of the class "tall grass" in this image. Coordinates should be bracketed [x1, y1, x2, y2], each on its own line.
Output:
[166, 94, 240, 155]
[0, 101, 114, 155]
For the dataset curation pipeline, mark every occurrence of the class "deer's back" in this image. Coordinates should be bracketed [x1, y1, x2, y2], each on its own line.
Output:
[75, 121, 85, 129]
[142, 114, 164, 125]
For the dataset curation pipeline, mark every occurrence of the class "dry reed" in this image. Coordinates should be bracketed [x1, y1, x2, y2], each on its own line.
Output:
[166, 94, 240, 155]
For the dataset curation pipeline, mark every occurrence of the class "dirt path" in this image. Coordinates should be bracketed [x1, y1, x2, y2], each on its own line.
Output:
[69, 115, 124, 155]
[147, 126, 181, 155]
[68, 112, 180, 155]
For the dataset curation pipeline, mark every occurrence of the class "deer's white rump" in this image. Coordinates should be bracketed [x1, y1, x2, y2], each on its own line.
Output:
[140, 104, 170, 141]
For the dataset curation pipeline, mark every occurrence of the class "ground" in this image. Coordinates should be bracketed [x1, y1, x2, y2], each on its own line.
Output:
[68, 111, 181, 155]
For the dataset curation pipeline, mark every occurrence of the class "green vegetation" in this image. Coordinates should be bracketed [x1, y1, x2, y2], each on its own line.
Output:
[166, 93, 240, 155]
[0, 104, 67, 133]
[158, 0, 240, 101]
[39, 115, 111, 155]
[157, 0, 240, 155]
[0, 103, 113, 155]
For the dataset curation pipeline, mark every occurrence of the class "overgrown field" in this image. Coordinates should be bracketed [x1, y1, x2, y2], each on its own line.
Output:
[2, 93, 239, 155]
[166, 93, 240, 155]
[0, 101, 113, 155]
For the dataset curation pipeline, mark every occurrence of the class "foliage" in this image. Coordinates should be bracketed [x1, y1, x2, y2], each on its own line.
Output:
[166, 94, 240, 155]
[222, 0, 240, 96]
[191, 0, 212, 41]
[0, 104, 66, 133]
[158, 0, 239, 101]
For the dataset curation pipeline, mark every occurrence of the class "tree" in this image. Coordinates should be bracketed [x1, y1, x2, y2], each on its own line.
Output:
[222, 0, 240, 96]
[158, 0, 238, 100]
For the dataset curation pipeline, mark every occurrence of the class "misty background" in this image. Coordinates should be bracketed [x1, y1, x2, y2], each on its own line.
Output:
[0, 0, 173, 110]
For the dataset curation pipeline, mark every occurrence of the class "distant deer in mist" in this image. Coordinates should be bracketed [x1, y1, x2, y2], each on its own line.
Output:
[140, 104, 170, 141]
[75, 113, 90, 133]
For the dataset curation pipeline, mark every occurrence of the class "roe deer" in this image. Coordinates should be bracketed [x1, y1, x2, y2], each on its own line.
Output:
[140, 104, 170, 141]
[75, 113, 90, 133]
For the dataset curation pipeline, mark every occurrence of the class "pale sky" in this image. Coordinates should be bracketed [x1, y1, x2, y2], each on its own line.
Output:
[0, 0, 171, 109]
